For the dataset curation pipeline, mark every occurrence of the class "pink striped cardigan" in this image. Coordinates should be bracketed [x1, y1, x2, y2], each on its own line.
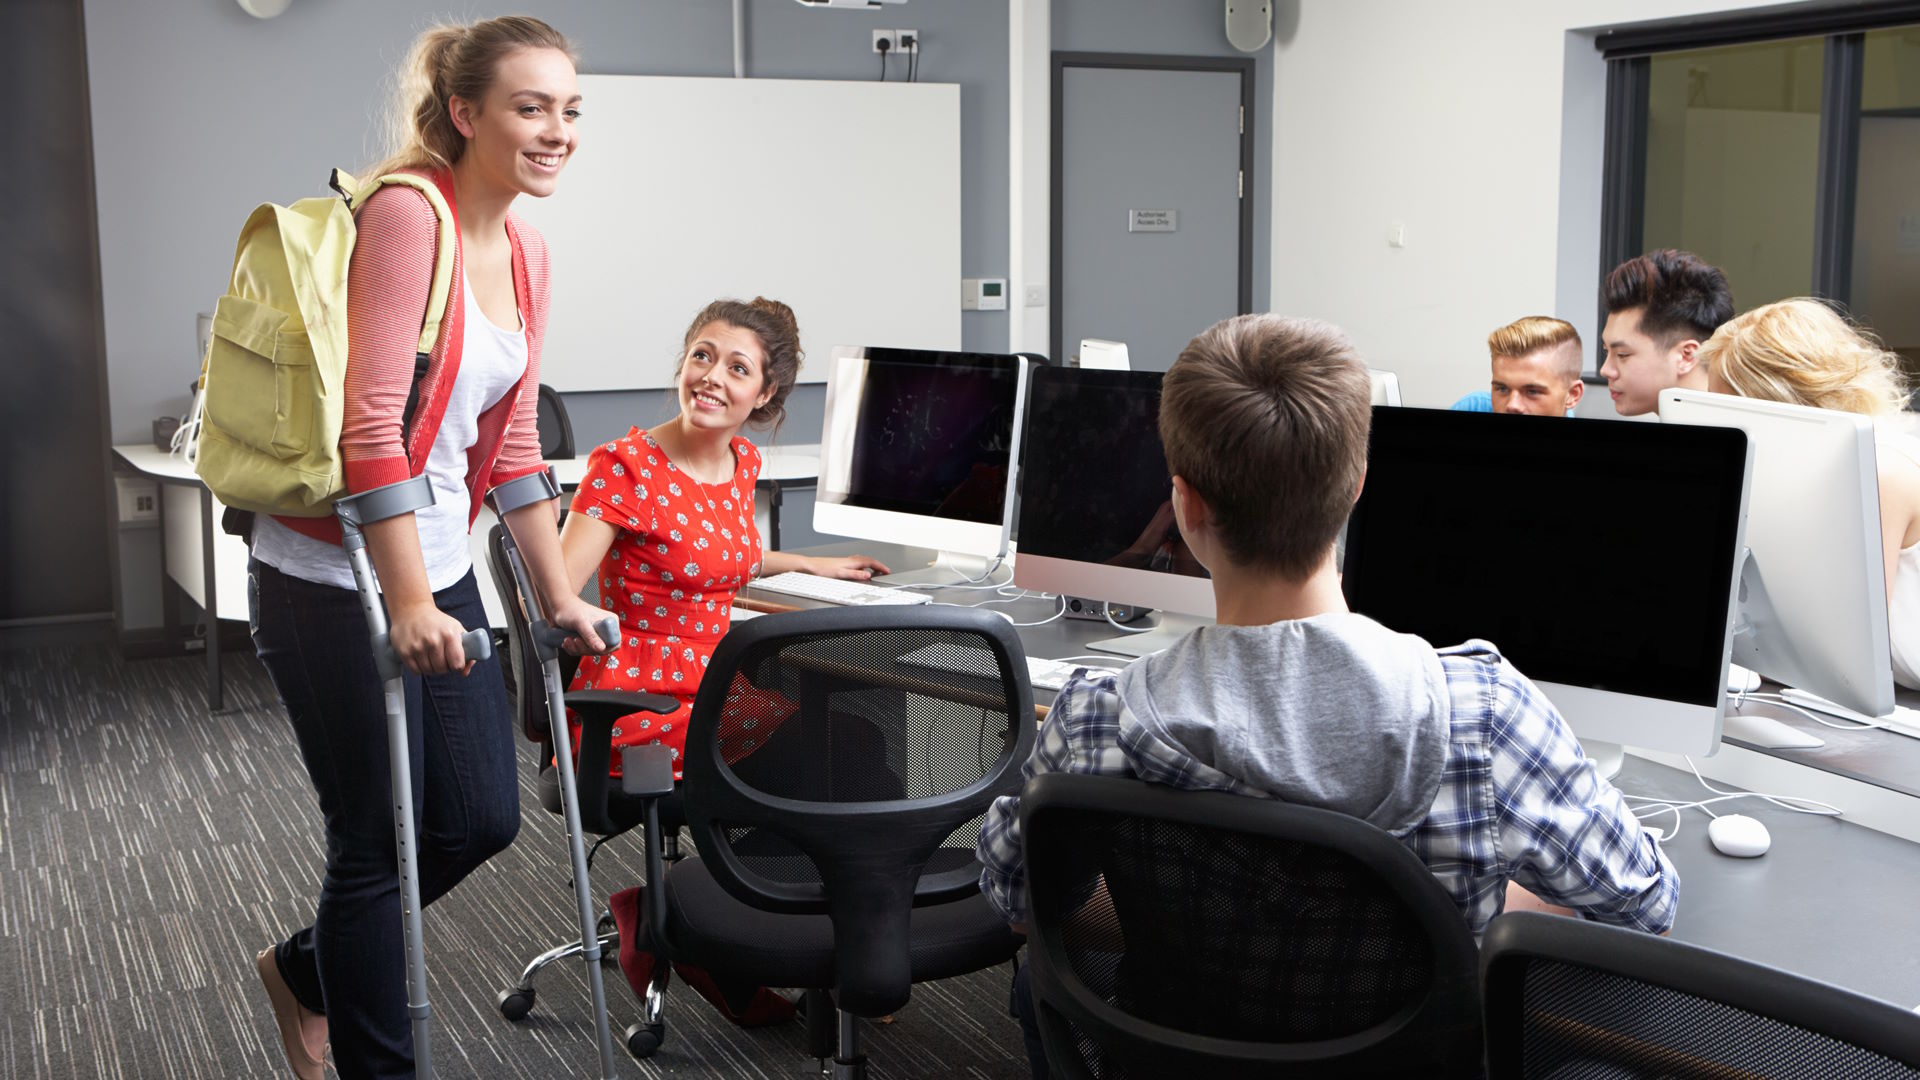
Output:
[275, 169, 551, 545]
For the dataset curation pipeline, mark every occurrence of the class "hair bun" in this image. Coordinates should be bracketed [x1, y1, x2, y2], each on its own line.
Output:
[748, 296, 798, 336]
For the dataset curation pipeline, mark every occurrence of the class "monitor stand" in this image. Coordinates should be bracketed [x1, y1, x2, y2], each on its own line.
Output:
[877, 549, 1007, 588]
[1720, 710, 1826, 750]
[1085, 622, 1188, 659]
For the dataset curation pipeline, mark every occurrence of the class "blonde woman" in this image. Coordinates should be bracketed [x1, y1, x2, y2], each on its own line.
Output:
[247, 18, 613, 1079]
[1702, 298, 1920, 689]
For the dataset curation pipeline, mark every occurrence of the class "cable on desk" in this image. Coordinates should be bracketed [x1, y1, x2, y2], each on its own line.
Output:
[1619, 756, 1843, 844]
[1737, 691, 1907, 732]
[1004, 594, 1067, 628]
[1102, 605, 1155, 635]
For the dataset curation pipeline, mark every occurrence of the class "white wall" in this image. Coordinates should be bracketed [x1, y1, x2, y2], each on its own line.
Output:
[1266, 0, 1819, 407]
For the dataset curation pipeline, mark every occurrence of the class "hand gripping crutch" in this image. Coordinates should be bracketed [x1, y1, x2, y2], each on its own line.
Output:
[335, 475, 493, 1080]
[489, 472, 624, 1079]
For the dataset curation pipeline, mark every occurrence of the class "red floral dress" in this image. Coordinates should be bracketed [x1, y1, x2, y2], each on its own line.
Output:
[567, 429, 763, 778]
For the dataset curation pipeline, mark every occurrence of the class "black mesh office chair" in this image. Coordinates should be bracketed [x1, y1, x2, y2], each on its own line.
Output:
[1482, 911, 1920, 1079]
[483, 523, 685, 1021]
[536, 383, 575, 460]
[618, 605, 1034, 1076]
[1019, 773, 1484, 1079]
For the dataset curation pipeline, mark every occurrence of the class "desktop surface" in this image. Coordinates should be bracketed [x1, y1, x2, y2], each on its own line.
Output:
[760, 540, 1920, 1011]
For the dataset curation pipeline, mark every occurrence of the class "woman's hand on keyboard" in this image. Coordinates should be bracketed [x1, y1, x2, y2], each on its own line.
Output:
[799, 554, 893, 581]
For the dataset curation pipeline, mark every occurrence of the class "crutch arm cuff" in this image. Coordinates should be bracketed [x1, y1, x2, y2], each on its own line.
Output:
[486, 469, 560, 517]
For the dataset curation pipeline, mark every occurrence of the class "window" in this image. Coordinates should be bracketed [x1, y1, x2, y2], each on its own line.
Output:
[1600, 5, 1920, 380]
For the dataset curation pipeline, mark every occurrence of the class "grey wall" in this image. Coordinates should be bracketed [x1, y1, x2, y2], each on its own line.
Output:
[3, 0, 111, 634]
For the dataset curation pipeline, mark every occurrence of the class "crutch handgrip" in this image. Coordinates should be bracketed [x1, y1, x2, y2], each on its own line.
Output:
[533, 615, 619, 652]
[461, 628, 493, 663]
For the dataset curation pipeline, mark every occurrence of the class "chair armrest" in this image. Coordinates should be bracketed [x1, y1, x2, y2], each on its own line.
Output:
[622, 742, 678, 950]
[567, 688, 680, 716]
[562, 689, 679, 833]
[620, 743, 677, 799]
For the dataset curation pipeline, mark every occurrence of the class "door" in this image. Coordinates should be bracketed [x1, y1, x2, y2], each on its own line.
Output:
[1054, 55, 1253, 371]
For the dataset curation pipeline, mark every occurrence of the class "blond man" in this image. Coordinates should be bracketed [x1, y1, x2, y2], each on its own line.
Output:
[978, 313, 1676, 1079]
[1490, 316, 1586, 416]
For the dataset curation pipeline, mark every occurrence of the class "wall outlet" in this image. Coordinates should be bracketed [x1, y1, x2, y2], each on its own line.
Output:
[895, 28, 919, 53]
[872, 29, 898, 54]
[116, 476, 159, 526]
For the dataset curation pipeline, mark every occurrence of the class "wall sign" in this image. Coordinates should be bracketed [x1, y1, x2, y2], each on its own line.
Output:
[1128, 209, 1177, 233]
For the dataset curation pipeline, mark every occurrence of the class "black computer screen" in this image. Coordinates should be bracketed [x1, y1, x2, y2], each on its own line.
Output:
[1341, 408, 1749, 707]
[821, 349, 1023, 525]
[1017, 366, 1209, 579]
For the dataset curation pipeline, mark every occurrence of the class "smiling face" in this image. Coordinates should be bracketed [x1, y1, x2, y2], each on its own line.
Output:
[677, 321, 774, 435]
[448, 46, 581, 199]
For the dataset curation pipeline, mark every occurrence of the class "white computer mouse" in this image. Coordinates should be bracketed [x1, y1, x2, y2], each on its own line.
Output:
[1706, 813, 1771, 858]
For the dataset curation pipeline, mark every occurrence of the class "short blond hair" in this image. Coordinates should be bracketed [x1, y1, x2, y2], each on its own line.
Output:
[1701, 299, 1908, 418]
[1488, 316, 1583, 381]
[1160, 314, 1371, 579]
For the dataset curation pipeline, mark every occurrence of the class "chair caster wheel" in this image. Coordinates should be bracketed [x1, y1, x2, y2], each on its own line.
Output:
[624, 1021, 665, 1059]
[496, 987, 536, 1021]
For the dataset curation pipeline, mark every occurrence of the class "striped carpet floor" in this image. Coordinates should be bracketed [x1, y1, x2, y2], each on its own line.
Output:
[0, 645, 1028, 1079]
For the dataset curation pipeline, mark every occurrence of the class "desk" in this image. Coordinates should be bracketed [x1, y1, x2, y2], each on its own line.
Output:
[750, 541, 1920, 1010]
[113, 444, 249, 710]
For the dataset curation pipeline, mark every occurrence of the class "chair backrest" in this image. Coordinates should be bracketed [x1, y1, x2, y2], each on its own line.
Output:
[1020, 773, 1484, 1080]
[484, 523, 579, 747]
[677, 604, 1037, 1016]
[536, 383, 575, 460]
[1482, 911, 1920, 1080]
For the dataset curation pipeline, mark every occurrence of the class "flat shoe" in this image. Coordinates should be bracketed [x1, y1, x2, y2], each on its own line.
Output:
[255, 947, 328, 1080]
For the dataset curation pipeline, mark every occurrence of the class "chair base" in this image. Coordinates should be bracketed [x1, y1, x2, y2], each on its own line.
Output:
[498, 915, 620, 1021]
[624, 956, 671, 1060]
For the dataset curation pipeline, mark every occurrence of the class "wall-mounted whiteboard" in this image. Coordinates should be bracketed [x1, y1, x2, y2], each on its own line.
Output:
[515, 74, 961, 391]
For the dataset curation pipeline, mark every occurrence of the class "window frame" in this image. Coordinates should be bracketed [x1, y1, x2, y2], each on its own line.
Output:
[1596, 3, 1920, 312]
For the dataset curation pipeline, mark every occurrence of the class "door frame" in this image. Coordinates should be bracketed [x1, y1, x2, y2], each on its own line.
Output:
[1051, 52, 1257, 366]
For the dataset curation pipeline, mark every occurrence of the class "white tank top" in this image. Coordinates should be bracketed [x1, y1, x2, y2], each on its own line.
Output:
[1874, 428, 1920, 690]
[251, 272, 528, 591]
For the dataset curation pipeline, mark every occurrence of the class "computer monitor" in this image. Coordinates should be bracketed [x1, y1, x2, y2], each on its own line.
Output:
[1341, 407, 1752, 765]
[1079, 339, 1131, 370]
[815, 346, 1032, 580]
[1657, 389, 1894, 746]
[1013, 366, 1214, 656]
[1369, 369, 1402, 406]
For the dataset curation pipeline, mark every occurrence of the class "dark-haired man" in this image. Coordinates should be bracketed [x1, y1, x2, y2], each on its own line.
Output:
[1600, 249, 1735, 416]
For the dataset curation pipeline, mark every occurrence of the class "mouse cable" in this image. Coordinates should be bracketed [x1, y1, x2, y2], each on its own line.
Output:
[1620, 758, 1843, 844]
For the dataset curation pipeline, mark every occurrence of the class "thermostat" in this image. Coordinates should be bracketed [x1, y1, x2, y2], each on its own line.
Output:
[961, 277, 1008, 311]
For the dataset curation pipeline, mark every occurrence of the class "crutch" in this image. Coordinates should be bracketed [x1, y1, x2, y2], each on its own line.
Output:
[489, 473, 624, 1079]
[335, 474, 494, 1080]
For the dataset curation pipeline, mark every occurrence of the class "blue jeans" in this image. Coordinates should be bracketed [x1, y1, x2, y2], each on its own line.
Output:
[249, 559, 519, 1080]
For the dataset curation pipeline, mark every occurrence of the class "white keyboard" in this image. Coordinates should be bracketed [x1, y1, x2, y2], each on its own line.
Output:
[897, 644, 1116, 692]
[1778, 688, 1920, 740]
[750, 572, 930, 606]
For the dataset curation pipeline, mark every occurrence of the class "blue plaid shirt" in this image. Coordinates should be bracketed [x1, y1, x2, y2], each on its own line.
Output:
[978, 640, 1678, 935]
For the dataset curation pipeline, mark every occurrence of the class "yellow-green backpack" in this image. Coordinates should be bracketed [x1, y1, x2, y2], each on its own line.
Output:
[192, 169, 454, 517]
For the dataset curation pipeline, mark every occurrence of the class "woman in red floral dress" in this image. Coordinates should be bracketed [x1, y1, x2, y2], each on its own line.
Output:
[557, 297, 889, 777]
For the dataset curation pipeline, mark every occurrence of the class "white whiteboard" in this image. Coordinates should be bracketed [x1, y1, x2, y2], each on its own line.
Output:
[516, 74, 962, 391]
